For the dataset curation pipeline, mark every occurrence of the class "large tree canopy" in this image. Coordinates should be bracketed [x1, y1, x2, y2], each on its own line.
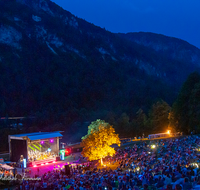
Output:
[81, 119, 120, 164]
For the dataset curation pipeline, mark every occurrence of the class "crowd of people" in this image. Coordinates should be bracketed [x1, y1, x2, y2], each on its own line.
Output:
[0, 167, 14, 178]
[2, 135, 200, 190]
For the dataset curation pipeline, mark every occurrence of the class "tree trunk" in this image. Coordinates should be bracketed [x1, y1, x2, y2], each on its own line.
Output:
[100, 158, 103, 165]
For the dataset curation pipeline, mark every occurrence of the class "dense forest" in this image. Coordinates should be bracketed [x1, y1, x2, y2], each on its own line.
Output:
[1, 72, 200, 152]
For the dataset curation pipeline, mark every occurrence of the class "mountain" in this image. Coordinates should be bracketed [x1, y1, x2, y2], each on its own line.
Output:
[0, 0, 200, 125]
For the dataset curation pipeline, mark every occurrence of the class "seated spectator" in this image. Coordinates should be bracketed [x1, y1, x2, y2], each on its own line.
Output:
[175, 184, 182, 190]
[166, 184, 173, 190]
[182, 177, 192, 190]
[143, 184, 148, 190]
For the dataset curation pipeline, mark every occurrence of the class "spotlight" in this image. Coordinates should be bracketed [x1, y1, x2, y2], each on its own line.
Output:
[50, 139, 54, 143]
[41, 141, 44, 144]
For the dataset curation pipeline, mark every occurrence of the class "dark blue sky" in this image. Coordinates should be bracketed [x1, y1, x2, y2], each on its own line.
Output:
[52, 0, 200, 48]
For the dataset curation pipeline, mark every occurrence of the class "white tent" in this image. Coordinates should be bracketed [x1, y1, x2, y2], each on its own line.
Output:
[0, 163, 14, 170]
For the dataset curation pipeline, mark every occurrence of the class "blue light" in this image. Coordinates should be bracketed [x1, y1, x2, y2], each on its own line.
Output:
[61, 152, 65, 160]
[23, 158, 27, 168]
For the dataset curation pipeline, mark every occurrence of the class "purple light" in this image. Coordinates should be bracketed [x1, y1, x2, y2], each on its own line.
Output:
[41, 141, 44, 144]
[50, 139, 54, 143]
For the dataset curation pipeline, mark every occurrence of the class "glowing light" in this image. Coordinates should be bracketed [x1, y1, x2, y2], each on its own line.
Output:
[192, 163, 199, 168]
[48, 148, 51, 152]
[23, 158, 27, 168]
[53, 161, 56, 163]
[33, 165, 37, 167]
[61, 152, 65, 160]
[167, 130, 170, 134]
[50, 139, 54, 143]
[136, 167, 140, 171]
[151, 145, 156, 149]
[41, 141, 44, 144]
[41, 164, 44, 166]
[45, 163, 48, 165]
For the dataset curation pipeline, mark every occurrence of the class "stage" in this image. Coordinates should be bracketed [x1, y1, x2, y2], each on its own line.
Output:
[15, 152, 88, 177]
[8, 131, 63, 167]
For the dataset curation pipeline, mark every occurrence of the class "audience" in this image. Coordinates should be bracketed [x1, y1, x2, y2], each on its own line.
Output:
[4, 135, 200, 190]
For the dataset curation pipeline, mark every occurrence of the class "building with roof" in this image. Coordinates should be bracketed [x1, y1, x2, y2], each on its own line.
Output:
[8, 131, 63, 163]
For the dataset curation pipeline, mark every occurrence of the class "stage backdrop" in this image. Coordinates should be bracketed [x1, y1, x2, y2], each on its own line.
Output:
[10, 139, 27, 162]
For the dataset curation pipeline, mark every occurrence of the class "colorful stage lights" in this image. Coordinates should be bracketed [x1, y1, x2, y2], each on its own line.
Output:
[41, 141, 44, 144]
[33, 165, 37, 167]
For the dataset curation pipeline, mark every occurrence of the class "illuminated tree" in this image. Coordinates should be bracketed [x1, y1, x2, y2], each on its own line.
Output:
[82, 119, 108, 139]
[81, 119, 121, 165]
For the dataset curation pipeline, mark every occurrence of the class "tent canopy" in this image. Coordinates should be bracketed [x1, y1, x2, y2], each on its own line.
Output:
[28, 132, 62, 141]
[0, 163, 14, 170]
[9, 131, 63, 141]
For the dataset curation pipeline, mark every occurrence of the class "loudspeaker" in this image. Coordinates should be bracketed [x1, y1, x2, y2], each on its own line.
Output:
[56, 157, 61, 161]
[65, 165, 70, 175]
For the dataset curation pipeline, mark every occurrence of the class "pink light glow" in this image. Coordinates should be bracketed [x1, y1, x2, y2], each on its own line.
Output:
[45, 163, 48, 165]
[53, 161, 56, 163]
[50, 139, 54, 143]
[33, 165, 37, 167]
[41, 141, 44, 144]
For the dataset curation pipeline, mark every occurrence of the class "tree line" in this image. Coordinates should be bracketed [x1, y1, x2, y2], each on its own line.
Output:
[0, 72, 200, 153]
[106, 72, 200, 137]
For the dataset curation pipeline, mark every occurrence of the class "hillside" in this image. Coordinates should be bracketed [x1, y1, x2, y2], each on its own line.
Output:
[0, 0, 200, 128]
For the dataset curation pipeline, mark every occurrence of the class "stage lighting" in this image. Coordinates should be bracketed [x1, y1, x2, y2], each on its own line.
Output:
[33, 165, 37, 167]
[50, 139, 54, 143]
[23, 158, 27, 168]
[41, 141, 44, 144]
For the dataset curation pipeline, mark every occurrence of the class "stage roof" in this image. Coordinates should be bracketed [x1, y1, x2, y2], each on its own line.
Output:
[9, 131, 63, 141]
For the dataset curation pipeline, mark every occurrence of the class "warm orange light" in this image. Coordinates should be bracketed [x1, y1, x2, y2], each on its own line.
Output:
[167, 130, 170, 134]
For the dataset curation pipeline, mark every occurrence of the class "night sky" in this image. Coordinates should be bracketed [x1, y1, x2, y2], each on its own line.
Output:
[51, 0, 200, 49]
